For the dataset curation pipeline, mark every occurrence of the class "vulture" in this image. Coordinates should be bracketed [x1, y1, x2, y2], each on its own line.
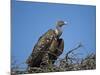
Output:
[26, 20, 67, 68]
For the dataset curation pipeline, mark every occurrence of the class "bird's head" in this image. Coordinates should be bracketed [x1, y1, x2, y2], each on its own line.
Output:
[56, 20, 67, 27]
[55, 20, 67, 37]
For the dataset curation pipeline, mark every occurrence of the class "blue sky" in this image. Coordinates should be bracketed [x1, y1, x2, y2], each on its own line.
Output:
[11, 1, 96, 67]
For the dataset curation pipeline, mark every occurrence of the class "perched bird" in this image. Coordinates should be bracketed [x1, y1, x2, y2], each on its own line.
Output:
[26, 20, 67, 68]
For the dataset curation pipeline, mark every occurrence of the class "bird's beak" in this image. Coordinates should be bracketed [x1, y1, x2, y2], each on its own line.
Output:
[64, 21, 68, 25]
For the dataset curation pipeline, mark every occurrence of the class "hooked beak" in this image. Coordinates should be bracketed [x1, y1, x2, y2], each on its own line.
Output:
[64, 21, 68, 25]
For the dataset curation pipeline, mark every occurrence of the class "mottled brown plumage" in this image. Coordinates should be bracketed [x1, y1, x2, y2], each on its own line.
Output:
[26, 20, 67, 67]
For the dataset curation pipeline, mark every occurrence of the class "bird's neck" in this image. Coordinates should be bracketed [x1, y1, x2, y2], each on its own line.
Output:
[55, 26, 62, 37]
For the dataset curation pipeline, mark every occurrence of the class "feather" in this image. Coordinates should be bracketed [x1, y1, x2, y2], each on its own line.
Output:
[26, 20, 66, 67]
[26, 29, 57, 67]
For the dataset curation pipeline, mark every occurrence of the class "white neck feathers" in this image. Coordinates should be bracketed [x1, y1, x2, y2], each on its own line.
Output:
[55, 26, 62, 37]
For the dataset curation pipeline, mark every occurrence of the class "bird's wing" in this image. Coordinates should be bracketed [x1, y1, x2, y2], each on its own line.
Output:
[48, 38, 64, 64]
[56, 38, 64, 56]
[26, 29, 57, 66]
